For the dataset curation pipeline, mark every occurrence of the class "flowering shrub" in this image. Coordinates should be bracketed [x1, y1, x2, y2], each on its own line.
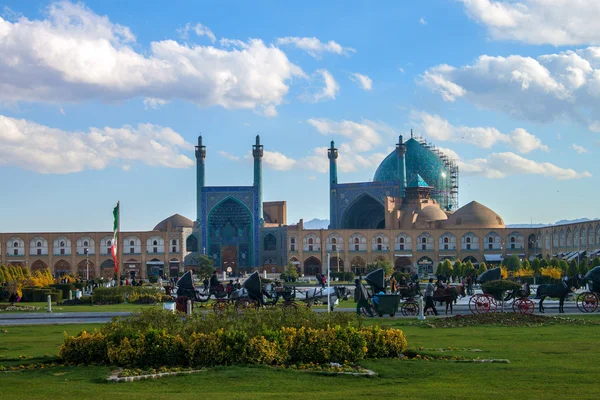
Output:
[541, 266, 563, 280]
[58, 309, 407, 368]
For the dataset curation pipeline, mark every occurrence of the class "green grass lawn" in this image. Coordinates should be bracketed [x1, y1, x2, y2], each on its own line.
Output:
[2, 316, 600, 399]
[0, 302, 163, 313]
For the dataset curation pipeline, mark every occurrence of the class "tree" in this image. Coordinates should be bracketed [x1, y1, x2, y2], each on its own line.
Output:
[373, 259, 394, 277]
[567, 259, 579, 277]
[281, 263, 299, 282]
[579, 258, 589, 276]
[463, 261, 475, 277]
[550, 258, 559, 268]
[453, 260, 463, 278]
[522, 259, 531, 271]
[478, 262, 488, 273]
[193, 254, 215, 279]
[558, 260, 568, 274]
[505, 255, 522, 272]
[442, 259, 453, 277]
[540, 258, 549, 268]
[435, 262, 443, 278]
[593, 257, 600, 268]
[531, 258, 541, 274]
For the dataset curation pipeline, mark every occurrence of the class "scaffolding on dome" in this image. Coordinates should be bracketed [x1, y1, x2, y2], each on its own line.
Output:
[413, 135, 459, 211]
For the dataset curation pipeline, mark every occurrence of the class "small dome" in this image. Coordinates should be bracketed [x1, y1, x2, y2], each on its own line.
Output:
[446, 201, 504, 229]
[417, 205, 448, 223]
[153, 214, 193, 231]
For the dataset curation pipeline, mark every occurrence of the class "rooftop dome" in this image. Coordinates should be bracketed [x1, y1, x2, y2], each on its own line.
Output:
[445, 201, 504, 229]
[416, 205, 448, 223]
[153, 214, 193, 231]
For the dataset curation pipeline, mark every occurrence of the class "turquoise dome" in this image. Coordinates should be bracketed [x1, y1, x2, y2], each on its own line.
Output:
[373, 138, 453, 210]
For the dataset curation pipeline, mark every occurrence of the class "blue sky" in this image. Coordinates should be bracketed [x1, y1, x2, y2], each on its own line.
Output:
[0, 0, 598, 232]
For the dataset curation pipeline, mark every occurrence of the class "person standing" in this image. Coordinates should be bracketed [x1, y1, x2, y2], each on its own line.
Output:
[423, 278, 438, 316]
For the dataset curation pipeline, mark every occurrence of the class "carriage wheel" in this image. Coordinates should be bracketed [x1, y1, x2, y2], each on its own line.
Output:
[281, 301, 299, 313]
[234, 298, 258, 313]
[360, 305, 375, 318]
[212, 300, 229, 315]
[175, 296, 190, 313]
[512, 298, 535, 314]
[469, 294, 497, 314]
[401, 301, 418, 316]
[577, 292, 599, 313]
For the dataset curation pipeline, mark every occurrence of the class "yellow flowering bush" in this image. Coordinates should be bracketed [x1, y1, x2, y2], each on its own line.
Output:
[541, 266, 562, 280]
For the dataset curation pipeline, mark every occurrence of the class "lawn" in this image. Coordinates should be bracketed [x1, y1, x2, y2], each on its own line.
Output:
[0, 302, 162, 313]
[1, 315, 600, 399]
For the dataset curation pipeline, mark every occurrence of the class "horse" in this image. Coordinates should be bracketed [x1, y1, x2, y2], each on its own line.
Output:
[433, 284, 466, 314]
[535, 275, 581, 313]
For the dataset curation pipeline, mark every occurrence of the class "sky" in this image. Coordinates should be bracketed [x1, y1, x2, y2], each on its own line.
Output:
[0, 0, 599, 232]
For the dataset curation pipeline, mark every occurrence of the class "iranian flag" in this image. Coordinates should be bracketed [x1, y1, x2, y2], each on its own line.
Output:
[111, 202, 119, 273]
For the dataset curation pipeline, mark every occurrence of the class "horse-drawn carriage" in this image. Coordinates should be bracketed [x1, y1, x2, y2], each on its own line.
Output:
[469, 268, 535, 314]
[577, 266, 600, 313]
[175, 271, 229, 313]
[355, 269, 417, 317]
[232, 271, 300, 312]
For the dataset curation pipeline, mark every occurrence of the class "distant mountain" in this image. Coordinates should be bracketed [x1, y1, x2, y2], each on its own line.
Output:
[303, 218, 330, 229]
[553, 218, 592, 226]
[506, 223, 548, 228]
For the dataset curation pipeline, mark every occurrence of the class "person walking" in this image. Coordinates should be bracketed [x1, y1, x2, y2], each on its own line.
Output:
[423, 278, 439, 316]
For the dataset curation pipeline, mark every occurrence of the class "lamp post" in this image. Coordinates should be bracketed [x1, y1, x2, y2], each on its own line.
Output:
[326, 253, 331, 313]
[84, 248, 89, 281]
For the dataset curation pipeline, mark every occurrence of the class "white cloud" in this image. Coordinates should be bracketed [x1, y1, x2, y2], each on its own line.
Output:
[307, 118, 382, 152]
[218, 151, 240, 161]
[263, 150, 297, 171]
[398, 67, 405, 73]
[461, 0, 600, 46]
[302, 70, 339, 102]
[350, 73, 372, 91]
[143, 97, 168, 110]
[307, 176, 317, 181]
[410, 111, 548, 153]
[572, 143, 588, 154]
[0, 1, 304, 115]
[421, 48, 600, 127]
[178, 23, 216, 43]
[449, 149, 591, 180]
[419, 17, 427, 25]
[275, 36, 355, 58]
[299, 145, 385, 174]
[0, 114, 194, 174]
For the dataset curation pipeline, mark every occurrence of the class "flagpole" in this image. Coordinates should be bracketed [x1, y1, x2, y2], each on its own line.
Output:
[117, 200, 121, 287]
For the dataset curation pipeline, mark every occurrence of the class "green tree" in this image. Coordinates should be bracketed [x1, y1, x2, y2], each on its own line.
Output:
[281, 263, 299, 282]
[522, 259, 531, 270]
[531, 258, 541, 274]
[463, 261, 475, 277]
[540, 258, 549, 268]
[505, 255, 522, 272]
[435, 262, 443, 278]
[442, 259, 453, 277]
[550, 258, 560, 268]
[567, 259, 579, 277]
[558, 260, 568, 274]
[372, 259, 394, 277]
[579, 258, 589, 276]
[193, 254, 215, 279]
[593, 257, 600, 268]
[478, 262, 488, 273]
[453, 260, 463, 278]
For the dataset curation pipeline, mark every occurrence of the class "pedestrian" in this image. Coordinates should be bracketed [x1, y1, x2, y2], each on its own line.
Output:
[423, 278, 439, 316]
[157, 275, 163, 287]
[210, 271, 220, 288]
[203, 277, 209, 290]
[320, 273, 326, 288]
[234, 278, 241, 290]
[466, 275, 473, 296]
[354, 278, 373, 316]
[226, 280, 234, 298]
[389, 275, 398, 292]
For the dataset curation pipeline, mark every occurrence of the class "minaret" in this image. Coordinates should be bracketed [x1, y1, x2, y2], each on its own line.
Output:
[396, 135, 407, 197]
[328, 140, 338, 228]
[253, 135, 264, 225]
[195, 135, 206, 222]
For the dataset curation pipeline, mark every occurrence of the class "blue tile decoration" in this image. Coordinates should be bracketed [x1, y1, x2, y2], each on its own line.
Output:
[331, 181, 399, 229]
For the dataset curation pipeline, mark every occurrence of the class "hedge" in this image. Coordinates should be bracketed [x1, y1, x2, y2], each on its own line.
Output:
[330, 271, 355, 281]
[58, 308, 407, 368]
[51, 284, 75, 299]
[59, 325, 406, 368]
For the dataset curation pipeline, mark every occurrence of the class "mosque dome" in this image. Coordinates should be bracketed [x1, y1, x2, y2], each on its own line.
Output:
[373, 138, 454, 210]
[153, 214, 194, 231]
[445, 201, 504, 229]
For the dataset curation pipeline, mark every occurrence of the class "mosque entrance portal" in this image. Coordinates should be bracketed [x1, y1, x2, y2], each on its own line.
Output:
[341, 194, 385, 230]
[221, 246, 237, 274]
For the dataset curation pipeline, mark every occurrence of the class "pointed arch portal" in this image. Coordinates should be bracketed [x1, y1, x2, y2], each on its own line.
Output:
[341, 194, 385, 230]
[208, 197, 253, 273]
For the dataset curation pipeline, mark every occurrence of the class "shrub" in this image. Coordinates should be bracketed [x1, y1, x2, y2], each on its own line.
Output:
[360, 325, 407, 358]
[59, 331, 108, 364]
[92, 288, 125, 305]
[60, 296, 92, 306]
[51, 284, 75, 299]
[481, 280, 521, 297]
[330, 271, 355, 281]
[20, 287, 35, 302]
[148, 275, 159, 284]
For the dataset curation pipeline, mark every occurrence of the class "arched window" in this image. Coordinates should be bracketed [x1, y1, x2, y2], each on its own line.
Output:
[83, 241, 88, 247]
[354, 238, 359, 243]
[308, 238, 313, 244]
[444, 237, 449, 243]
[291, 238, 296, 244]
[130, 240, 135, 246]
[488, 237, 493, 243]
[60, 241, 65, 247]
[185, 235, 198, 252]
[153, 240, 157, 246]
[172, 239, 177, 246]
[37, 242, 42, 247]
[107, 240, 111, 246]
[511, 237, 515, 243]
[421, 237, 427, 244]
[264, 234, 276, 251]
[466, 237, 471, 243]
[13, 242, 18, 248]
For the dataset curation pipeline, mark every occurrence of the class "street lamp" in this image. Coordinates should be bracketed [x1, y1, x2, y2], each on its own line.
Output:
[84, 248, 89, 281]
[326, 253, 331, 313]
